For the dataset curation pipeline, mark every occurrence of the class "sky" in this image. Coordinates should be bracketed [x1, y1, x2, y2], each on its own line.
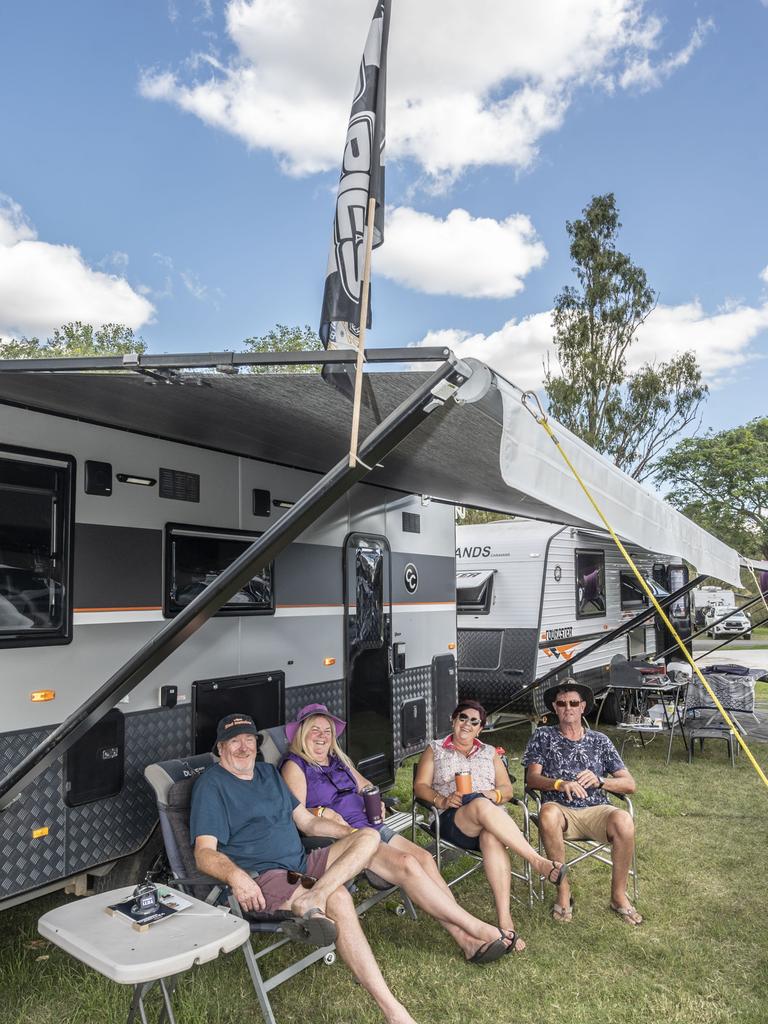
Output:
[1, 0, 767, 439]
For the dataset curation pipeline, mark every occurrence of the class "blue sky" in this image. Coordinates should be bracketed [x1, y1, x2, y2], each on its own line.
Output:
[1, 0, 766, 437]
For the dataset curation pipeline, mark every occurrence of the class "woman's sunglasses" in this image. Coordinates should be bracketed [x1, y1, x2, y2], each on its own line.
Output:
[457, 712, 482, 726]
[286, 871, 318, 889]
[555, 699, 583, 708]
[318, 767, 356, 795]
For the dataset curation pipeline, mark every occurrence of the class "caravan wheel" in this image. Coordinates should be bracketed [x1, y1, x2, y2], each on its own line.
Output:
[92, 825, 168, 893]
[599, 689, 631, 726]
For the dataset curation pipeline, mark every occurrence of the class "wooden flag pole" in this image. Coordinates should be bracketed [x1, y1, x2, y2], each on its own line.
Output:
[348, 195, 378, 467]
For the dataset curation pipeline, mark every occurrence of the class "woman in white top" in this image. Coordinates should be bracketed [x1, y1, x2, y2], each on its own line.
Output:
[414, 700, 566, 945]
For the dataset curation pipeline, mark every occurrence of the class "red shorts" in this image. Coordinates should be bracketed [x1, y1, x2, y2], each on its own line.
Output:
[255, 846, 332, 912]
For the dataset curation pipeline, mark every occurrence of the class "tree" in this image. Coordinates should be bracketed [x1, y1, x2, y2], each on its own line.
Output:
[241, 324, 322, 373]
[0, 321, 146, 358]
[544, 193, 708, 482]
[656, 417, 768, 560]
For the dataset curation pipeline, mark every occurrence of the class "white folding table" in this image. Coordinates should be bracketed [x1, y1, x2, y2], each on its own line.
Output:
[38, 885, 250, 1024]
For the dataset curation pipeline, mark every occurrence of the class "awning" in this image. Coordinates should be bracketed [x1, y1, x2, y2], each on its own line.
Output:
[0, 353, 741, 585]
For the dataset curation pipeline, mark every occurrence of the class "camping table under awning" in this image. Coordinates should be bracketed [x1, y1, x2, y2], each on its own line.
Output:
[0, 355, 740, 586]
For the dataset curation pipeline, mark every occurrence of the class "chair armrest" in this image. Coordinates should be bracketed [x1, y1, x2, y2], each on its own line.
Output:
[383, 795, 400, 810]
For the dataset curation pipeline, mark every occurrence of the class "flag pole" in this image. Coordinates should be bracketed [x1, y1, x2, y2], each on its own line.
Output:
[347, 194, 377, 467]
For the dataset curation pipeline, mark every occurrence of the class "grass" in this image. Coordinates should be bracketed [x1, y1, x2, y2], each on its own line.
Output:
[3, 727, 768, 1024]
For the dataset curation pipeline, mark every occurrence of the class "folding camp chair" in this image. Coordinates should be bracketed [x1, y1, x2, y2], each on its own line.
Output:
[410, 764, 535, 909]
[525, 775, 638, 904]
[679, 665, 758, 766]
[144, 754, 340, 1024]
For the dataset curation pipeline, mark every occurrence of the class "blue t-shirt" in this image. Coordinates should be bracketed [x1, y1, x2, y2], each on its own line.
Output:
[521, 727, 625, 809]
[189, 762, 307, 875]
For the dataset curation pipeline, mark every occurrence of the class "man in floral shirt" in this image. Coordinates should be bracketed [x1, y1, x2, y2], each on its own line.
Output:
[522, 680, 642, 926]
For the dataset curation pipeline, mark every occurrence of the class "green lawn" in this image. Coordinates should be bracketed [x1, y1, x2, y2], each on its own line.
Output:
[3, 726, 768, 1024]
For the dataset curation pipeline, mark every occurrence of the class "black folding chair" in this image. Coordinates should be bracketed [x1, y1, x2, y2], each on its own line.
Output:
[410, 764, 535, 908]
[144, 755, 338, 1024]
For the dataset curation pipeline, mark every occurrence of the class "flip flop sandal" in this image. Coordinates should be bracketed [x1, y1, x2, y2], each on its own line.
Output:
[610, 903, 643, 926]
[502, 930, 525, 954]
[280, 907, 338, 946]
[467, 929, 510, 965]
[552, 897, 574, 923]
[545, 861, 568, 886]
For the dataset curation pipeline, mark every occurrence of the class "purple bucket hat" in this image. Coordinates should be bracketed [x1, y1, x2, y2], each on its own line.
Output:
[285, 703, 347, 744]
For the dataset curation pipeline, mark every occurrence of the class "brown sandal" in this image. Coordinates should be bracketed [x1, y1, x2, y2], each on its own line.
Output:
[610, 902, 643, 926]
[552, 897, 573, 923]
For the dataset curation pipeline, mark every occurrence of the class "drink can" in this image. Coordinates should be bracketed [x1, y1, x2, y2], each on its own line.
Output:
[454, 770, 472, 795]
[361, 785, 383, 825]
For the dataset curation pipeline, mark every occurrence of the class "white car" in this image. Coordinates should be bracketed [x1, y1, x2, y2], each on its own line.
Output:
[704, 606, 751, 640]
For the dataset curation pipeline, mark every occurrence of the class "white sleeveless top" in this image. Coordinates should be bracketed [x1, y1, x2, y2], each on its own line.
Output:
[429, 737, 497, 798]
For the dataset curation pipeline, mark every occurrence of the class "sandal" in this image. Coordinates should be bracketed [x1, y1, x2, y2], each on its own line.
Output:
[544, 861, 568, 887]
[552, 897, 574, 923]
[503, 929, 525, 953]
[610, 902, 643, 926]
[467, 929, 512, 965]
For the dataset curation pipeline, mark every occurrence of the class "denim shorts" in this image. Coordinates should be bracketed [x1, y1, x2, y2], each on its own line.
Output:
[435, 806, 482, 852]
[379, 823, 396, 844]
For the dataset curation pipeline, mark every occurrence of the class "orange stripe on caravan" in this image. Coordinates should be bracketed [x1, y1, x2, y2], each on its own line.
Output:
[74, 606, 162, 613]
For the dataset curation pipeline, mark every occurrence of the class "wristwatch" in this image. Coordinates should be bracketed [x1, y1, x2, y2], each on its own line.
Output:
[597, 776, 605, 789]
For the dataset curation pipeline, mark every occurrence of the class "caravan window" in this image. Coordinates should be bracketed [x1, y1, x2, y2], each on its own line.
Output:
[620, 571, 646, 610]
[575, 550, 605, 619]
[456, 570, 494, 615]
[0, 449, 73, 648]
[164, 524, 275, 617]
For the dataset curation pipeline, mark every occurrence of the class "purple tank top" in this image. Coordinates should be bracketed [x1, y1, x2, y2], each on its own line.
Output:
[283, 753, 375, 831]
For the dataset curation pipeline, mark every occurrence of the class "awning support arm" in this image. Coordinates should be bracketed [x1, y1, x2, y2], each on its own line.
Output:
[0, 358, 462, 810]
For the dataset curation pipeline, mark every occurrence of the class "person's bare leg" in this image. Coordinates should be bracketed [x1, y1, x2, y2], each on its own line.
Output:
[325, 885, 418, 1024]
[388, 835, 454, 897]
[453, 798, 560, 879]
[537, 803, 571, 912]
[366, 843, 510, 958]
[477, 832, 526, 951]
[605, 810, 637, 911]
[291, 828, 380, 918]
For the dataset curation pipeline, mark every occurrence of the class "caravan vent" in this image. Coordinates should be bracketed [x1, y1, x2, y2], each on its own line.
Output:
[159, 468, 200, 503]
[402, 512, 421, 534]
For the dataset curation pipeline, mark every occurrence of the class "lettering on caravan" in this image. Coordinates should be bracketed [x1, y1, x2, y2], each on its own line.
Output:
[456, 545, 492, 558]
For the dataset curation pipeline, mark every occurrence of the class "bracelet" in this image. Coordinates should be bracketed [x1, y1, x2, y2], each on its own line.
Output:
[311, 806, 325, 817]
[553, 779, 564, 792]
[494, 789, 502, 804]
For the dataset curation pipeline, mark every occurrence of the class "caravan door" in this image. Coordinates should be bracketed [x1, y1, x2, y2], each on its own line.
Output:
[344, 534, 393, 787]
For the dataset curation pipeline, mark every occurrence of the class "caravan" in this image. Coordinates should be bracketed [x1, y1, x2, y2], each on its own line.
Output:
[0, 351, 740, 908]
[456, 519, 693, 718]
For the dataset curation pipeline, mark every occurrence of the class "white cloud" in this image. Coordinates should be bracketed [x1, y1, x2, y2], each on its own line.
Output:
[0, 195, 154, 337]
[760, 265, 768, 285]
[410, 296, 768, 390]
[140, 0, 702, 181]
[619, 17, 714, 92]
[375, 207, 547, 298]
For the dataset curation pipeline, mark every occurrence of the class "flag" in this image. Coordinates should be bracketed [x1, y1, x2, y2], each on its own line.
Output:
[320, 0, 391, 398]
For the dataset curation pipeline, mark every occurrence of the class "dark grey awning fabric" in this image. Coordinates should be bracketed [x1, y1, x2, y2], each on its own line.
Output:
[0, 368, 526, 514]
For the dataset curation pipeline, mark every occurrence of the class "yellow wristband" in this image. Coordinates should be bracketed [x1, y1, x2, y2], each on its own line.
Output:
[494, 789, 502, 804]
[554, 779, 564, 792]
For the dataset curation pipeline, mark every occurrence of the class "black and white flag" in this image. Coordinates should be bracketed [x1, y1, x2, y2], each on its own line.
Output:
[319, 0, 391, 398]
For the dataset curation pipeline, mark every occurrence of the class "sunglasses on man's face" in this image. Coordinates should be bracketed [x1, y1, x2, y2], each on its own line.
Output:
[286, 871, 318, 889]
[457, 712, 482, 726]
[555, 699, 583, 708]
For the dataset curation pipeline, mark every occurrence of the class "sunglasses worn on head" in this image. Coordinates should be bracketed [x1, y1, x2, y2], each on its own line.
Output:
[286, 871, 317, 889]
[555, 699, 583, 708]
[457, 712, 482, 726]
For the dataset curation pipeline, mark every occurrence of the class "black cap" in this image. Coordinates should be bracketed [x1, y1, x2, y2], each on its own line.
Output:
[215, 713, 259, 748]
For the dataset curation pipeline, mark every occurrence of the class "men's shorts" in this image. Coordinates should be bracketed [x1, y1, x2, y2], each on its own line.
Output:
[255, 846, 332, 912]
[556, 803, 617, 843]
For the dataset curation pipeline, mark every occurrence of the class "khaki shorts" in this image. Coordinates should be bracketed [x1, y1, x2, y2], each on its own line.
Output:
[554, 803, 617, 843]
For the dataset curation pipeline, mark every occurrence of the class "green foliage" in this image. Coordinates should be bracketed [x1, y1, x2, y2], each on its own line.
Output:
[0, 322, 146, 359]
[241, 324, 322, 373]
[656, 416, 768, 559]
[456, 508, 514, 526]
[545, 194, 708, 481]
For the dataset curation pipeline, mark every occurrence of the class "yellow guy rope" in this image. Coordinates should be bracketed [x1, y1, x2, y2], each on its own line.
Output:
[745, 561, 768, 616]
[521, 392, 768, 792]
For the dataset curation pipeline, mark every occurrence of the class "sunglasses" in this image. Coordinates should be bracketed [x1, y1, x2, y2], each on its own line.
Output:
[286, 871, 317, 889]
[555, 699, 584, 708]
[318, 766, 356, 795]
[457, 712, 482, 726]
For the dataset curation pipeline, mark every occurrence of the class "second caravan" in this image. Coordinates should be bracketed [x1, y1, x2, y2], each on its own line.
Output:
[456, 519, 692, 718]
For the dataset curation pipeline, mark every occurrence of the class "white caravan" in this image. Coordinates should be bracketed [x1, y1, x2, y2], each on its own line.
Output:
[456, 520, 692, 718]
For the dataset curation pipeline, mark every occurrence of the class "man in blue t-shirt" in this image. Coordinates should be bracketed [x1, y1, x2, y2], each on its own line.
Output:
[522, 681, 642, 926]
